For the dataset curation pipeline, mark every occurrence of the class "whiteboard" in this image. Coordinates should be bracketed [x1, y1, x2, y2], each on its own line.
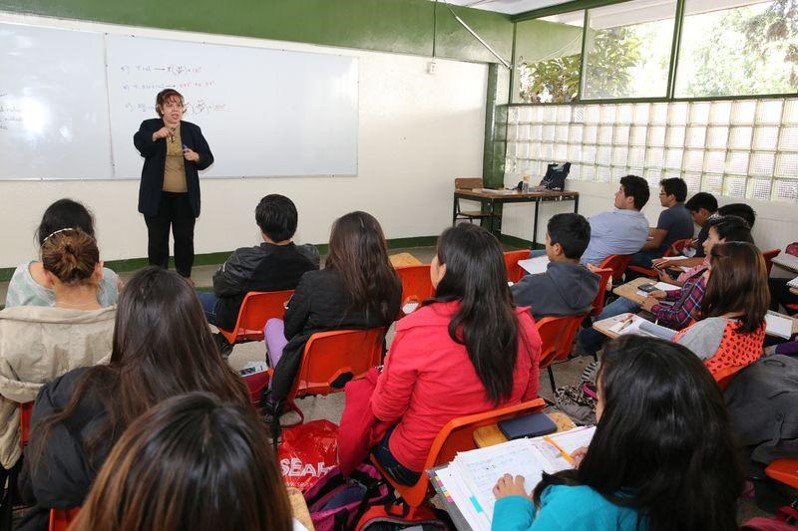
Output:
[0, 23, 112, 180]
[0, 22, 359, 180]
[106, 35, 359, 179]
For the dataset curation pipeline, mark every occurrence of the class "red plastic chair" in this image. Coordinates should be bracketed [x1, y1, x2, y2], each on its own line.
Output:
[589, 268, 613, 317]
[48, 508, 80, 531]
[217, 290, 294, 344]
[627, 238, 691, 279]
[370, 398, 546, 514]
[712, 365, 744, 391]
[282, 328, 386, 425]
[394, 264, 434, 315]
[504, 249, 531, 283]
[762, 248, 780, 276]
[784, 303, 798, 315]
[597, 253, 633, 283]
[766, 458, 798, 490]
[19, 401, 33, 448]
[536, 315, 586, 393]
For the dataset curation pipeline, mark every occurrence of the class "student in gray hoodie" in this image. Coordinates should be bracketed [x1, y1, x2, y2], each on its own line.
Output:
[511, 213, 600, 321]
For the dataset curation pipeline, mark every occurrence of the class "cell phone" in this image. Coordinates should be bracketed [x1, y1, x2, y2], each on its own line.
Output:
[638, 283, 658, 293]
[498, 413, 557, 440]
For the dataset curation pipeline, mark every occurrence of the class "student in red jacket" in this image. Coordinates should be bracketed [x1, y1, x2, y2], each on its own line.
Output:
[370, 223, 542, 485]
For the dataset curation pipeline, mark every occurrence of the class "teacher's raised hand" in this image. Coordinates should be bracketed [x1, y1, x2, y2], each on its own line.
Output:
[151, 126, 174, 141]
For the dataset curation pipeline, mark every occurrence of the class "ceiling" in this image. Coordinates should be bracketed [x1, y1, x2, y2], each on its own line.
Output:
[439, 0, 572, 16]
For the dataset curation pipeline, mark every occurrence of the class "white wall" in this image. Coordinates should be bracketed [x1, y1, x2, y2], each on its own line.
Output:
[500, 176, 798, 270]
[0, 13, 487, 268]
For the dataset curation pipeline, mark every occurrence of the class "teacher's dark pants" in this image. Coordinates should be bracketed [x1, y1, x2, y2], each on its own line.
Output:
[144, 191, 196, 278]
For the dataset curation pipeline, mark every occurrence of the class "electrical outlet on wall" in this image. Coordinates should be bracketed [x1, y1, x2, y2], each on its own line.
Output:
[427, 61, 437, 75]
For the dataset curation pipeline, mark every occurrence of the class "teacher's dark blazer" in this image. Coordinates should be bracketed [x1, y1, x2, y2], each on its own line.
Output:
[133, 118, 214, 218]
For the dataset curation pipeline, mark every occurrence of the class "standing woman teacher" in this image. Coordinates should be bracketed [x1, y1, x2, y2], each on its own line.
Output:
[133, 89, 214, 280]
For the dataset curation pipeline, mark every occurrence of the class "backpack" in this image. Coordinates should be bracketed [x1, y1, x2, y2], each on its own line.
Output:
[355, 501, 452, 530]
[539, 162, 571, 190]
[305, 464, 390, 531]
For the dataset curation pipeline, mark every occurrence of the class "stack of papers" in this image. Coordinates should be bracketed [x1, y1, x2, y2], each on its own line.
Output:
[606, 314, 677, 340]
[787, 276, 798, 288]
[433, 427, 595, 531]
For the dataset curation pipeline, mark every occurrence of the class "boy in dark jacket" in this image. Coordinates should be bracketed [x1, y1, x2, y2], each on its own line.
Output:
[511, 213, 599, 321]
[197, 194, 319, 331]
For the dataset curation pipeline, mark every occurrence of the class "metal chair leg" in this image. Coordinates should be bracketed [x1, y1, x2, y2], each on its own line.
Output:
[548, 365, 556, 394]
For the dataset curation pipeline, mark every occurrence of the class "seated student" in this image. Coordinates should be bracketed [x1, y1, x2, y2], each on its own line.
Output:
[196, 194, 319, 331]
[492, 335, 743, 530]
[577, 216, 754, 358]
[71, 393, 293, 531]
[673, 242, 768, 375]
[717, 202, 756, 228]
[370, 223, 542, 486]
[18, 267, 250, 531]
[654, 215, 753, 286]
[0, 229, 115, 474]
[684, 191, 718, 257]
[629, 177, 694, 268]
[266, 211, 402, 406]
[5, 199, 119, 308]
[512, 213, 599, 321]
[579, 175, 650, 267]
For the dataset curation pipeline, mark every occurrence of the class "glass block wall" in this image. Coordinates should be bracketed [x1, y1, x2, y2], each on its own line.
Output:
[503, 98, 798, 203]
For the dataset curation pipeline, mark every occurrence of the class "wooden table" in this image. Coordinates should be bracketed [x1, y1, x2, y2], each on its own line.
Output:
[592, 313, 636, 340]
[388, 252, 422, 267]
[612, 277, 655, 305]
[472, 411, 577, 448]
[453, 188, 579, 244]
[288, 487, 314, 530]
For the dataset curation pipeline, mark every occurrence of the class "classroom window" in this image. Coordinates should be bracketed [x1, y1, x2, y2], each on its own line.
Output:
[675, 0, 798, 98]
[504, 97, 798, 204]
[581, 0, 677, 100]
[514, 12, 585, 103]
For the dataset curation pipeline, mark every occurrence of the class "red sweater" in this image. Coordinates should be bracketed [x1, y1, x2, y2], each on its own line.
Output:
[370, 301, 542, 472]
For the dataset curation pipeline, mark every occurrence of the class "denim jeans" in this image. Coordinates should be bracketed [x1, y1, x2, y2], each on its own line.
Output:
[372, 428, 420, 486]
[196, 291, 221, 326]
[578, 297, 640, 357]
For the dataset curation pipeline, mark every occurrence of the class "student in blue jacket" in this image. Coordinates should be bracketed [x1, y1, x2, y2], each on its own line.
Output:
[492, 335, 743, 531]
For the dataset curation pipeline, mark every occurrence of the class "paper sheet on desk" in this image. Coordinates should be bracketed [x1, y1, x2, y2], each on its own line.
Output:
[766, 311, 793, 339]
[788, 276, 798, 288]
[635, 281, 680, 297]
[607, 314, 676, 340]
[518, 256, 550, 275]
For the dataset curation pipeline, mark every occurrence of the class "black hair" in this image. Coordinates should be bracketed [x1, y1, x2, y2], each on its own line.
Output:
[433, 224, 521, 405]
[619, 175, 650, 210]
[36, 199, 95, 246]
[660, 178, 688, 202]
[685, 192, 718, 214]
[254, 195, 298, 242]
[717, 203, 756, 228]
[533, 335, 743, 531]
[547, 213, 591, 260]
[706, 215, 753, 245]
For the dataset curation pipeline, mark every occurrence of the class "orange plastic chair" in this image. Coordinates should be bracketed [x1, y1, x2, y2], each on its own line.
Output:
[217, 290, 294, 344]
[762, 248, 780, 276]
[370, 398, 546, 514]
[394, 264, 434, 315]
[504, 249, 531, 283]
[536, 314, 586, 393]
[589, 268, 613, 317]
[784, 302, 798, 314]
[765, 458, 798, 490]
[19, 401, 33, 447]
[48, 508, 80, 531]
[282, 328, 386, 425]
[597, 253, 633, 283]
[627, 237, 692, 279]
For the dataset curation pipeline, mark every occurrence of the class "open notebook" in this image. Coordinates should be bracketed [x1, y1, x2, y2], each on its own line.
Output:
[432, 426, 595, 531]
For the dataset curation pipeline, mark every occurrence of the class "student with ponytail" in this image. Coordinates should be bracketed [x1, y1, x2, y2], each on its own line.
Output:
[369, 223, 542, 485]
[0, 228, 115, 474]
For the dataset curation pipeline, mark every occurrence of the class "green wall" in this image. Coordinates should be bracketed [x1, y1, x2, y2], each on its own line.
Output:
[1, 0, 513, 64]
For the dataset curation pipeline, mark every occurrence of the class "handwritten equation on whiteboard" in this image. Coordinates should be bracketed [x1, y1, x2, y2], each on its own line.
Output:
[117, 64, 229, 117]
[0, 93, 22, 132]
